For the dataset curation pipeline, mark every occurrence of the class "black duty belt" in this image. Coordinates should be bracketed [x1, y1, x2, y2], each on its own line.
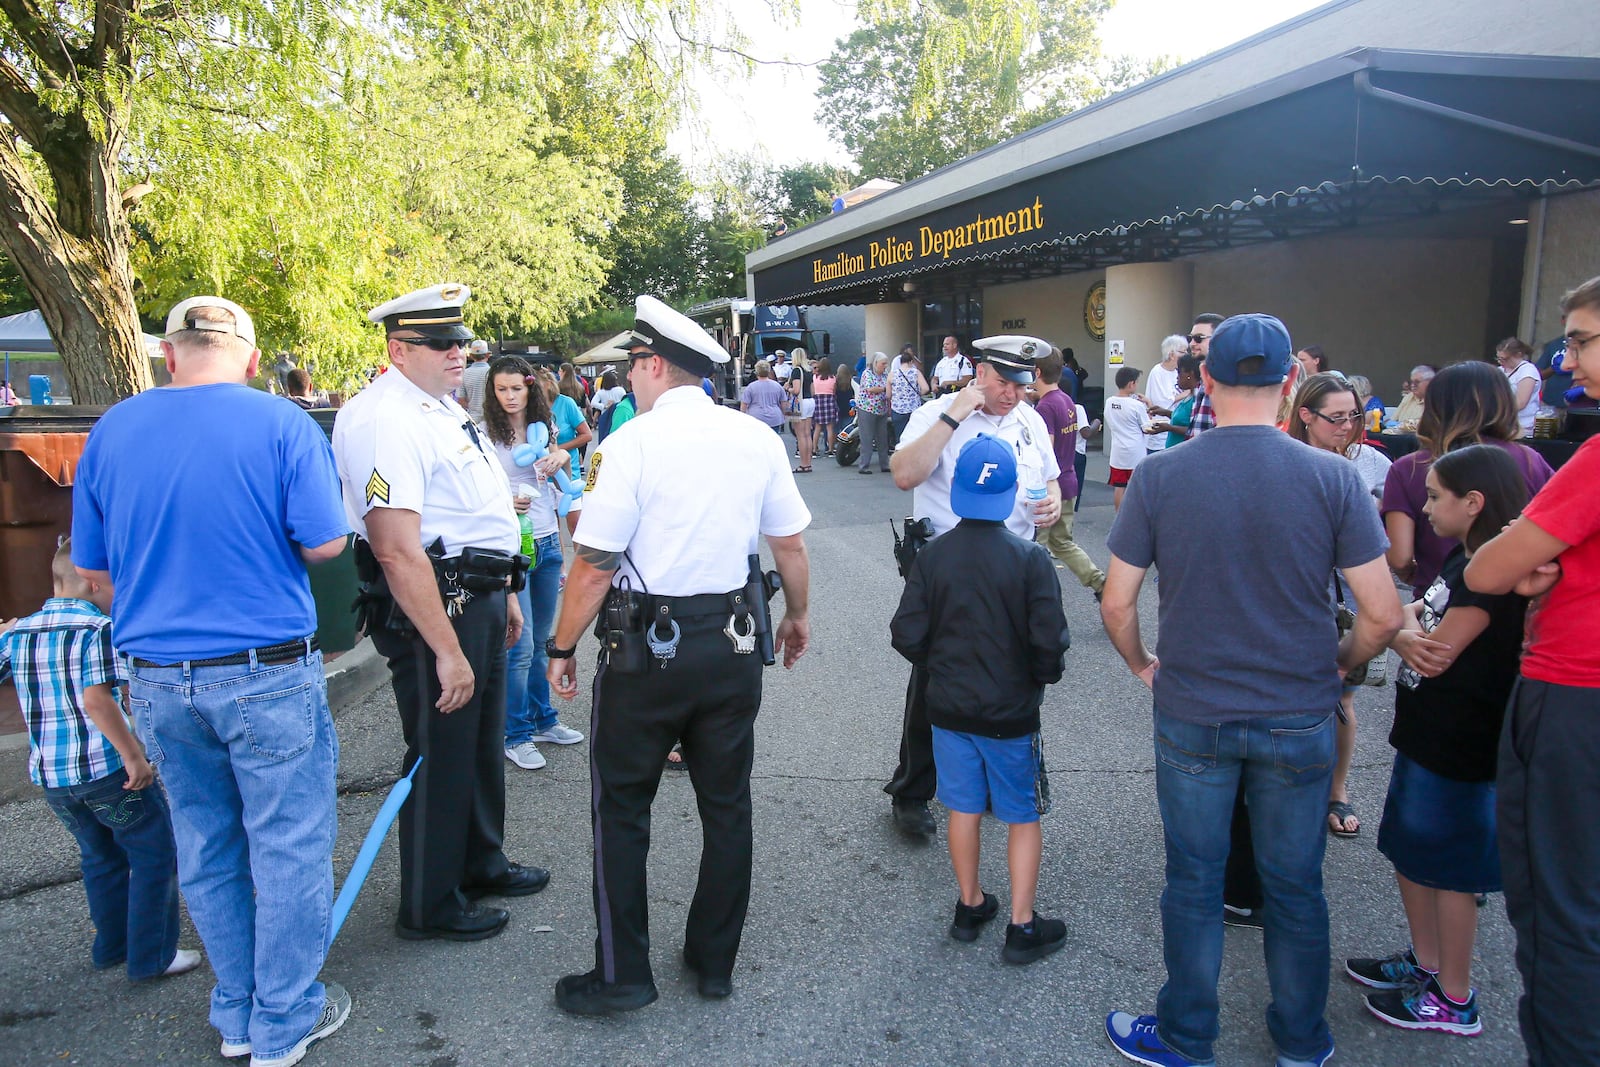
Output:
[645, 591, 743, 620]
[132, 637, 319, 669]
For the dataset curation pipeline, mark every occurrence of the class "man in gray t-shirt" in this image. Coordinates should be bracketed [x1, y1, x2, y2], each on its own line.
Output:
[1100, 314, 1401, 1067]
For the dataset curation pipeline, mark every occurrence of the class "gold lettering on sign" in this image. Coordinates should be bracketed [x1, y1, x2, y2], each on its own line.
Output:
[919, 197, 1045, 260]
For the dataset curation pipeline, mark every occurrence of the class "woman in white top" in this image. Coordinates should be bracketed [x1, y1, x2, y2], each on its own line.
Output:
[1495, 337, 1540, 437]
[589, 368, 626, 416]
[1288, 371, 1391, 838]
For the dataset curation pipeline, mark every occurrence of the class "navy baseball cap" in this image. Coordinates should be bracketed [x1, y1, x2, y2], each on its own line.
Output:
[951, 434, 1017, 522]
[1205, 313, 1294, 386]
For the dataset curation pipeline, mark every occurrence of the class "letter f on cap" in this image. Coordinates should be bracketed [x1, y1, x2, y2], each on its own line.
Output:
[976, 461, 999, 485]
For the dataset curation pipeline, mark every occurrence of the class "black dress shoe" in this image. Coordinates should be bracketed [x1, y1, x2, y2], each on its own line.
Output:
[892, 800, 936, 838]
[682, 947, 733, 999]
[462, 863, 551, 899]
[395, 901, 509, 942]
[554, 971, 659, 1015]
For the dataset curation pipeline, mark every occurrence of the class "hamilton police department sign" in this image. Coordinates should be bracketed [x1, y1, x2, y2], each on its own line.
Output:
[810, 197, 1047, 285]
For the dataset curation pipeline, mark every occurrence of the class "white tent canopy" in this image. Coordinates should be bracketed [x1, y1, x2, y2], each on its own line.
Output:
[0, 309, 163, 355]
[572, 330, 631, 368]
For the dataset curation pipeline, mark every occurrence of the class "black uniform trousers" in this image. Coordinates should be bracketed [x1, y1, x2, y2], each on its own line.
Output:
[589, 612, 763, 986]
[884, 662, 936, 805]
[371, 588, 511, 927]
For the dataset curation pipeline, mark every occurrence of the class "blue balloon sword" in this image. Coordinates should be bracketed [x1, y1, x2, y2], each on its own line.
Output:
[327, 757, 422, 948]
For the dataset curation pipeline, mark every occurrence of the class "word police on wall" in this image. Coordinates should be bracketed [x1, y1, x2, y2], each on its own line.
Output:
[813, 197, 1047, 284]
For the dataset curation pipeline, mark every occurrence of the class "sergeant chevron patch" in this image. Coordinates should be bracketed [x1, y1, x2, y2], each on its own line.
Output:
[365, 469, 391, 506]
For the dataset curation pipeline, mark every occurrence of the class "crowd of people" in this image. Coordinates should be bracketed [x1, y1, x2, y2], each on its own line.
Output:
[1, 274, 1598, 1067]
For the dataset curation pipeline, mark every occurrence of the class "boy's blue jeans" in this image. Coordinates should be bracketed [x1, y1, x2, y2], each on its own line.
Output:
[44, 769, 181, 979]
[129, 651, 336, 1062]
[1152, 710, 1336, 1065]
[505, 532, 564, 746]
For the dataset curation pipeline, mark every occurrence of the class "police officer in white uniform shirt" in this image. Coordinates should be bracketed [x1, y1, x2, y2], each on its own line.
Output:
[545, 295, 813, 1016]
[332, 283, 549, 944]
[883, 335, 1060, 836]
[932, 335, 975, 393]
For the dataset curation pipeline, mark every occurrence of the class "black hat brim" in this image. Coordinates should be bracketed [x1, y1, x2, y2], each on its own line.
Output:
[987, 362, 1036, 384]
[383, 315, 472, 341]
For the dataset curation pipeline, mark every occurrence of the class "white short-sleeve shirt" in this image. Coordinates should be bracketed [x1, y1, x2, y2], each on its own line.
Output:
[933, 354, 973, 389]
[897, 393, 1059, 538]
[333, 368, 520, 555]
[1144, 364, 1180, 451]
[575, 386, 812, 596]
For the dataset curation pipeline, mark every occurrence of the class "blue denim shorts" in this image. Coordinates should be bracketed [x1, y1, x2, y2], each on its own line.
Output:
[1377, 752, 1501, 894]
[931, 727, 1042, 824]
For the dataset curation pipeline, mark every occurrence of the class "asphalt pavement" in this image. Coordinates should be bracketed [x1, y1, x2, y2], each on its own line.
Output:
[0, 446, 1525, 1066]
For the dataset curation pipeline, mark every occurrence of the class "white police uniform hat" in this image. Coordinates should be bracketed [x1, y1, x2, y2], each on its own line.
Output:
[165, 296, 257, 347]
[615, 295, 729, 377]
[368, 283, 474, 340]
[971, 334, 1048, 384]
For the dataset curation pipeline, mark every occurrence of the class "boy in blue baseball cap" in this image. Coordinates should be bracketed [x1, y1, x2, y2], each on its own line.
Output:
[890, 434, 1072, 963]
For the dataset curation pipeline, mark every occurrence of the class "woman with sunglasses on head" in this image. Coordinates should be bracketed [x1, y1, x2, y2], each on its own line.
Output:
[1289, 371, 1392, 838]
[483, 356, 585, 771]
[1381, 361, 1552, 602]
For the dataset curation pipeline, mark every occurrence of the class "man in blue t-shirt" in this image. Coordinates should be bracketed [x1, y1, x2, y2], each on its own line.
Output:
[1099, 314, 1402, 1067]
[72, 296, 351, 1066]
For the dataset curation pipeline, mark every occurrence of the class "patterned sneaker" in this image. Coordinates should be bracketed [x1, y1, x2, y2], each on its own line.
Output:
[1105, 1012, 1207, 1066]
[1345, 947, 1429, 990]
[531, 722, 585, 745]
[1365, 975, 1482, 1036]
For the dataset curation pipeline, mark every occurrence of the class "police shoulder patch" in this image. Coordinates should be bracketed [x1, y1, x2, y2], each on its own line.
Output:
[365, 469, 391, 506]
[584, 451, 603, 493]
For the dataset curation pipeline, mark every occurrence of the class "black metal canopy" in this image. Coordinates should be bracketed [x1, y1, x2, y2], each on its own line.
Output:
[751, 50, 1600, 306]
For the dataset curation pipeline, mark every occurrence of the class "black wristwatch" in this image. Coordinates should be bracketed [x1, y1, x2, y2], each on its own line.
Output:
[939, 412, 961, 431]
[545, 638, 576, 660]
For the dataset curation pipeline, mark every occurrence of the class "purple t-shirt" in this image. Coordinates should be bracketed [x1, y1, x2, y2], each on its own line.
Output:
[741, 378, 787, 428]
[1381, 439, 1554, 597]
[1033, 388, 1079, 500]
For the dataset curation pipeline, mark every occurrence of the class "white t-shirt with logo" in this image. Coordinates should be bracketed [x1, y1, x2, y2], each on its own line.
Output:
[1105, 394, 1152, 471]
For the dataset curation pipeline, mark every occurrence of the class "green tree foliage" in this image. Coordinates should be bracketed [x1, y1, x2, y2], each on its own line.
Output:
[772, 161, 857, 227]
[817, 0, 1169, 182]
[0, 0, 724, 397]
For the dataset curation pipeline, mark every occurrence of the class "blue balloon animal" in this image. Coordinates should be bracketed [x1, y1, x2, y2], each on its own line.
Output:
[511, 422, 584, 515]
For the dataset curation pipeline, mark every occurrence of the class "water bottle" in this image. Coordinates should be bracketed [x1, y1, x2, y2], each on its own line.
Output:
[516, 483, 537, 557]
[1024, 469, 1048, 525]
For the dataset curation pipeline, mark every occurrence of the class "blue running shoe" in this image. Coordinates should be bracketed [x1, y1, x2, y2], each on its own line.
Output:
[1366, 975, 1482, 1036]
[1105, 1012, 1209, 1067]
[1277, 1035, 1336, 1066]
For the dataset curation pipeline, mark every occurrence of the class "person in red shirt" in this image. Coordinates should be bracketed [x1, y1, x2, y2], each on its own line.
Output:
[1465, 273, 1600, 1067]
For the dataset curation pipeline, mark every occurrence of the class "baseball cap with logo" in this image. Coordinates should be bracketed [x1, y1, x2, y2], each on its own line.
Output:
[950, 433, 1018, 522]
[165, 296, 257, 347]
[1205, 313, 1294, 386]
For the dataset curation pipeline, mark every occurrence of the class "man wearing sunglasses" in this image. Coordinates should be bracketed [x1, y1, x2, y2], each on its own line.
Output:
[1184, 313, 1225, 438]
[333, 283, 548, 947]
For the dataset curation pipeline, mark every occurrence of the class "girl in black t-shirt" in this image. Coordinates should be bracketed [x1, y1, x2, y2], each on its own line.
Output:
[1349, 444, 1529, 1038]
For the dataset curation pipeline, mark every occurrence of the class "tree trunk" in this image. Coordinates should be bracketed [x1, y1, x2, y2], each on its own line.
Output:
[0, 118, 151, 404]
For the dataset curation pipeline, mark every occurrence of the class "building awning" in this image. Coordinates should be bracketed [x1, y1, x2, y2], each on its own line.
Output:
[750, 50, 1600, 306]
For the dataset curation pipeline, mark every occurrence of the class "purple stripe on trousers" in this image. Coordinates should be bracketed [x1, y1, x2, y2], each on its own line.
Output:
[589, 656, 614, 983]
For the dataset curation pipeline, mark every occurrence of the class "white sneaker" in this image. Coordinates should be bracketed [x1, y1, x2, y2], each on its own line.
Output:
[220, 1037, 251, 1059]
[531, 723, 584, 745]
[505, 742, 546, 770]
[250, 981, 350, 1067]
[162, 948, 203, 977]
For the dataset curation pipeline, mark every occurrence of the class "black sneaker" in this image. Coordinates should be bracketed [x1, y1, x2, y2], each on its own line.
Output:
[1223, 904, 1264, 930]
[891, 800, 936, 838]
[1346, 947, 1429, 990]
[1002, 913, 1067, 965]
[949, 892, 999, 942]
[554, 970, 659, 1016]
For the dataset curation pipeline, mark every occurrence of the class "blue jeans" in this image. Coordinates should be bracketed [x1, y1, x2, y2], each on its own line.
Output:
[45, 769, 181, 979]
[1152, 710, 1335, 1064]
[128, 651, 337, 1061]
[505, 532, 563, 745]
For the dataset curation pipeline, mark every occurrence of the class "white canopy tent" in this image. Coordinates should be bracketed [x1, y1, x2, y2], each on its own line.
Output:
[571, 330, 631, 368]
[0, 309, 164, 400]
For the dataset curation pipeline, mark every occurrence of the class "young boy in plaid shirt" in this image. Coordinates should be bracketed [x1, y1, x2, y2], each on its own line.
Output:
[0, 540, 200, 980]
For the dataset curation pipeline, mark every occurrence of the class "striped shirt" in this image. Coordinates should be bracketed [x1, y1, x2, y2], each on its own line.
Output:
[0, 598, 125, 788]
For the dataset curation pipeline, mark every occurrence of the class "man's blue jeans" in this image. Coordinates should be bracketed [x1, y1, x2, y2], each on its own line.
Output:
[44, 769, 181, 979]
[505, 532, 563, 746]
[1152, 710, 1335, 1064]
[129, 651, 337, 1061]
